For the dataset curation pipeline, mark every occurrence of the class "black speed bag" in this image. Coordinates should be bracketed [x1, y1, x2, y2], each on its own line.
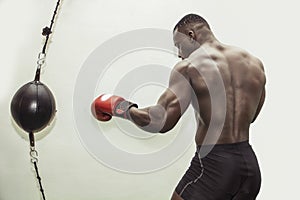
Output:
[11, 81, 56, 133]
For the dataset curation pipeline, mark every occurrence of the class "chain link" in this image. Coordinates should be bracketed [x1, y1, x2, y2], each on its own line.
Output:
[30, 146, 39, 163]
[36, 52, 47, 70]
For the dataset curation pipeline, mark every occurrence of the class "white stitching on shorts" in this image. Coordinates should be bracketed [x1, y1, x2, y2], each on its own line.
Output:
[179, 151, 204, 197]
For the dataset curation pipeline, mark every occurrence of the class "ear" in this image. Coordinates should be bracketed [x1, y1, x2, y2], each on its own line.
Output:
[188, 30, 195, 40]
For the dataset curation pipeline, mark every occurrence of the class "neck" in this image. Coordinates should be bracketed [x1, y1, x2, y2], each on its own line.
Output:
[196, 29, 218, 46]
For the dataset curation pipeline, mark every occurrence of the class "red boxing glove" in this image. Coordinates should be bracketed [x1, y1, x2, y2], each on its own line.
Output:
[91, 94, 138, 121]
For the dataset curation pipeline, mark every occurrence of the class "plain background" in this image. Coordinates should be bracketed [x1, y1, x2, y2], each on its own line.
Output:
[1, 0, 299, 199]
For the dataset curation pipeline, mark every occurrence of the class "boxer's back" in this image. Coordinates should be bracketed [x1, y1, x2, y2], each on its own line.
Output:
[187, 43, 266, 145]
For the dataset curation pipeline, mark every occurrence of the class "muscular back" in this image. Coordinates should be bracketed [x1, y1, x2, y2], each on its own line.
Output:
[187, 43, 266, 145]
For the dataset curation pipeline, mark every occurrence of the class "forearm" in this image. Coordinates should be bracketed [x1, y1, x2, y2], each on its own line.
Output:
[91, 94, 171, 132]
[128, 105, 167, 133]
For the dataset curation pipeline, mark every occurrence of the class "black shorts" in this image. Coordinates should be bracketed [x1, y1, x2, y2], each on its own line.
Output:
[175, 141, 261, 200]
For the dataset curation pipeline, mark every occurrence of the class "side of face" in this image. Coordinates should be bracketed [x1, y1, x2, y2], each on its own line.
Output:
[173, 29, 199, 60]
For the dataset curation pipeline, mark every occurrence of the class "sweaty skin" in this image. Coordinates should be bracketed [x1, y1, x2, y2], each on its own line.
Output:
[129, 27, 266, 145]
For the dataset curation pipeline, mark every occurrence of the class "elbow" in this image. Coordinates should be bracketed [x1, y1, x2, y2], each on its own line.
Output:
[158, 113, 181, 133]
[159, 122, 175, 133]
[138, 124, 165, 134]
[159, 129, 168, 134]
[143, 120, 169, 134]
[159, 126, 175, 134]
[158, 120, 177, 134]
[143, 123, 173, 134]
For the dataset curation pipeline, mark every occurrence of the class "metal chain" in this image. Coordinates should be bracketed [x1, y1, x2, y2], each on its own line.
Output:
[30, 146, 46, 200]
[30, 146, 39, 163]
[34, 0, 61, 82]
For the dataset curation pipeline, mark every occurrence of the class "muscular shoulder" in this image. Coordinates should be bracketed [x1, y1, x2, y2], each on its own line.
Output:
[225, 45, 266, 83]
[226, 46, 264, 67]
[172, 60, 192, 76]
[168, 60, 196, 87]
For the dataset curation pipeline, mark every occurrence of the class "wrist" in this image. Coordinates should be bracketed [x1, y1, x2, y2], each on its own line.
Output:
[113, 100, 138, 119]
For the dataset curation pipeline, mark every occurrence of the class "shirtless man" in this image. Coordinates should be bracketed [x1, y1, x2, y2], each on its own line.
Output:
[91, 14, 266, 200]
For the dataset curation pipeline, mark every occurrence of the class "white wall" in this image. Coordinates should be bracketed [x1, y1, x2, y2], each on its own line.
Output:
[1, 0, 299, 199]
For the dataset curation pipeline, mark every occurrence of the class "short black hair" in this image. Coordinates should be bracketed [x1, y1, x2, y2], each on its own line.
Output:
[173, 14, 210, 32]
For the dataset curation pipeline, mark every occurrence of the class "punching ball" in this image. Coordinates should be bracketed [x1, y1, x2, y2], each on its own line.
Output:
[11, 80, 56, 133]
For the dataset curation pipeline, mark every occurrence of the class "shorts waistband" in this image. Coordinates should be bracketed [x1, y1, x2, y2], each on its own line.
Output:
[197, 140, 250, 151]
